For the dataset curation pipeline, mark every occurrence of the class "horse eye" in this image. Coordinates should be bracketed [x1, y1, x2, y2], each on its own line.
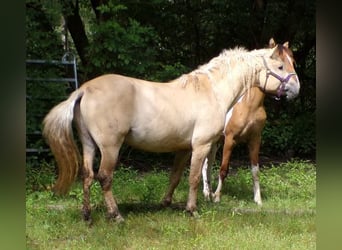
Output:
[278, 65, 284, 70]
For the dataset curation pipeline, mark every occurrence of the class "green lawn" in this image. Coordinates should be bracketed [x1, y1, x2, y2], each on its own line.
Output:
[26, 160, 316, 249]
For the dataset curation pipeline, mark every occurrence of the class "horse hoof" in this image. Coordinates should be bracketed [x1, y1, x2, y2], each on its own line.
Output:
[191, 211, 201, 219]
[83, 210, 92, 222]
[114, 214, 125, 223]
[161, 199, 172, 207]
[203, 191, 211, 201]
[213, 196, 221, 203]
[107, 213, 125, 223]
[84, 218, 93, 227]
[255, 200, 263, 206]
[185, 205, 200, 218]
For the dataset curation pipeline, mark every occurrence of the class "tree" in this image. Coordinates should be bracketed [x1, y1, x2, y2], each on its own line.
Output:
[26, 0, 316, 160]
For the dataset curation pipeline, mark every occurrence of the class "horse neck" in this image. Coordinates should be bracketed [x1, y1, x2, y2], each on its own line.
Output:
[245, 87, 266, 109]
[211, 62, 261, 114]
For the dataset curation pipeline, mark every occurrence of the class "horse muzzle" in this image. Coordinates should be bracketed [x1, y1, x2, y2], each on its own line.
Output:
[283, 76, 300, 100]
[271, 73, 300, 100]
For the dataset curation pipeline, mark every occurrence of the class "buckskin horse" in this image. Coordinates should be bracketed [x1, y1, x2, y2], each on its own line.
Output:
[202, 39, 298, 205]
[43, 42, 300, 222]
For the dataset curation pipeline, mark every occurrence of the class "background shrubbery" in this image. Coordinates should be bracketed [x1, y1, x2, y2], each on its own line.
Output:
[26, 0, 315, 164]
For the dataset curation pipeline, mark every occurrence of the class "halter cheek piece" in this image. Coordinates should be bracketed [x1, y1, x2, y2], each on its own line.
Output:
[262, 56, 297, 100]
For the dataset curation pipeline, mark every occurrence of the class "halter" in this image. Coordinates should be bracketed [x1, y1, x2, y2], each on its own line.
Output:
[262, 56, 297, 100]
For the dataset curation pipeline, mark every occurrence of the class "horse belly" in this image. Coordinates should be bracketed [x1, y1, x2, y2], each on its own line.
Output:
[124, 129, 192, 153]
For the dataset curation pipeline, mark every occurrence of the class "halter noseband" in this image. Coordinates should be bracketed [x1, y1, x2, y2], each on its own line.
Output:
[262, 56, 297, 100]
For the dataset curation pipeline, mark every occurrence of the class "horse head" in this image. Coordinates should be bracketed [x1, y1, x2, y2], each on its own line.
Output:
[258, 38, 300, 100]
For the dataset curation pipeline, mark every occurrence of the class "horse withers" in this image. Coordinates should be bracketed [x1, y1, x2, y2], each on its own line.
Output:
[43, 42, 300, 222]
[202, 39, 298, 205]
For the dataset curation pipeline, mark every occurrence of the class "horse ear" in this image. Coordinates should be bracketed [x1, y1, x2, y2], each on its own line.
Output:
[283, 41, 289, 48]
[269, 38, 276, 48]
[269, 44, 280, 58]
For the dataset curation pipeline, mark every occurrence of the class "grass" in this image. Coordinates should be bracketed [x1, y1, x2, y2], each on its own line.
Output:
[26, 160, 316, 249]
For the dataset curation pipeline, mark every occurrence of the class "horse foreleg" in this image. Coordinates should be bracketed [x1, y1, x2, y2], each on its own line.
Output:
[202, 143, 218, 201]
[248, 136, 262, 206]
[162, 150, 191, 206]
[213, 135, 235, 202]
[186, 143, 212, 215]
[97, 146, 124, 222]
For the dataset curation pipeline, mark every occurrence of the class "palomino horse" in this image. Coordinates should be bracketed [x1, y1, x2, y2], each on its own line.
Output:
[43, 43, 300, 222]
[202, 39, 298, 205]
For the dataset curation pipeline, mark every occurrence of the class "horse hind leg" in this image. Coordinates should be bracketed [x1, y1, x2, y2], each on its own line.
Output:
[162, 150, 191, 207]
[248, 136, 262, 206]
[251, 163, 262, 206]
[201, 158, 210, 200]
[202, 143, 218, 201]
[96, 144, 124, 222]
[75, 106, 96, 223]
[81, 141, 95, 223]
[213, 135, 235, 203]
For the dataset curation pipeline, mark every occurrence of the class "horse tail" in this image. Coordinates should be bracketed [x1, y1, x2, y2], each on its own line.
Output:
[43, 89, 84, 195]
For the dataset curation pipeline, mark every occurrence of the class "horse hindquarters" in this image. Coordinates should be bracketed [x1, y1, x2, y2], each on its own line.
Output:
[77, 94, 126, 222]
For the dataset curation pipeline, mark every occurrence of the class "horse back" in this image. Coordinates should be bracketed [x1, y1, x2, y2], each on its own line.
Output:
[78, 74, 224, 153]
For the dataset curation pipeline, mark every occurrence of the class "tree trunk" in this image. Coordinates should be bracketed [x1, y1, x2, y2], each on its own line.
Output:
[90, 0, 110, 22]
[60, 0, 98, 81]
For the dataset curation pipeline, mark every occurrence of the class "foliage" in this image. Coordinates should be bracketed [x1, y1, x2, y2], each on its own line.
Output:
[26, 68, 73, 151]
[26, 0, 64, 59]
[26, 160, 316, 249]
[26, 1, 76, 153]
[85, 2, 161, 79]
[26, 0, 316, 160]
[26, 160, 56, 193]
[262, 110, 315, 158]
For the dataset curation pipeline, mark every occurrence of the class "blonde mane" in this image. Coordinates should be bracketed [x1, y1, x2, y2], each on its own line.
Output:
[176, 47, 272, 92]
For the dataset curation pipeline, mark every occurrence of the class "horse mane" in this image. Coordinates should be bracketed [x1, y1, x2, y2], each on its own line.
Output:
[175, 46, 271, 91]
[280, 44, 296, 66]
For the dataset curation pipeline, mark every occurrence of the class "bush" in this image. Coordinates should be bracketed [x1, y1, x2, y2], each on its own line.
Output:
[262, 112, 315, 158]
[26, 160, 56, 193]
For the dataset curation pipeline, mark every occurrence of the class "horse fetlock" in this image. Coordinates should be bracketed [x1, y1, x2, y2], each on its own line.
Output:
[82, 207, 92, 222]
[254, 196, 262, 206]
[213, 193, 221, 203]
[203, 190, 211, 201]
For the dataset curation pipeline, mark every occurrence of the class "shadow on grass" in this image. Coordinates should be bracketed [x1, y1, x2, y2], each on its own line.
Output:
[86, 201, 188, 224]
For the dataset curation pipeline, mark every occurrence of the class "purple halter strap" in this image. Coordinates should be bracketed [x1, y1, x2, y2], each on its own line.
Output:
[262, 56, 297, 100]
